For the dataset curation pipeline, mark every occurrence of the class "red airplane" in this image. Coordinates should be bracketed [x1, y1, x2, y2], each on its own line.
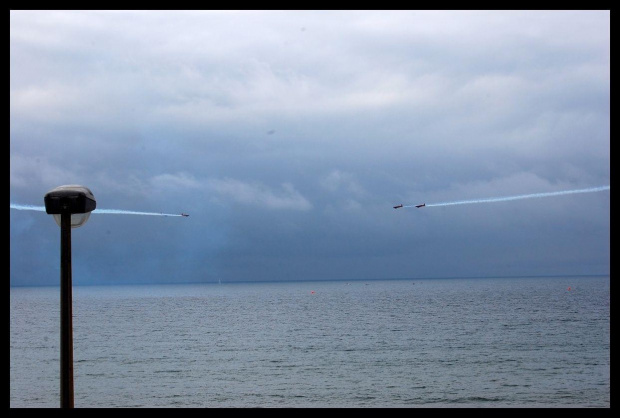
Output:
[415, 204, 425, 208]
[393, 204, 403, 209]
[181, 213, 189, 217]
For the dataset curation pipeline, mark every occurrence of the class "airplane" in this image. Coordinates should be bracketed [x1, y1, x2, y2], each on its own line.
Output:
[415, 204, 425, 208]
[181, 213, 189, 217]
[393, 204, 403, 209]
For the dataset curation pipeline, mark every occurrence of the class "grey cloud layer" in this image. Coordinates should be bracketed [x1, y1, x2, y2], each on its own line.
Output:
[10, 10, 609, 286]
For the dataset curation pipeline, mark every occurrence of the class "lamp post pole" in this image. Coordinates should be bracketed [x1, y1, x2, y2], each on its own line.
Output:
[45, 185, 96, 409]
[60, 210, 74, 408]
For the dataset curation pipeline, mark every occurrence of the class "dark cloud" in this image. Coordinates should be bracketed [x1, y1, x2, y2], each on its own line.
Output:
[10, 11, 610, 286]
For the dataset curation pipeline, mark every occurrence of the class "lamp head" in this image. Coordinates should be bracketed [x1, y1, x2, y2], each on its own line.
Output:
[44, 185, 96, 228]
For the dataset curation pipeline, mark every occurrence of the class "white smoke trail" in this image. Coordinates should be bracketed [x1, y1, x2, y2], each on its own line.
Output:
[10, 204, 46, 211]
[93, 209, 182, 217]
[404, 185, 610, 208]
[10, 203, 183, 217]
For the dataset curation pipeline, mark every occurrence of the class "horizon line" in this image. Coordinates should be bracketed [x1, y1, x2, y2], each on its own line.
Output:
[10, 273, 610, 288]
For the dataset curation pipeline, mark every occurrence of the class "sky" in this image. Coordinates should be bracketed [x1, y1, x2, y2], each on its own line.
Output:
[10, 10, 610, 287]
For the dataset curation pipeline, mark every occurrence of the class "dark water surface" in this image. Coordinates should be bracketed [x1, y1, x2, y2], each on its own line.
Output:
[10, 276, 610, 407]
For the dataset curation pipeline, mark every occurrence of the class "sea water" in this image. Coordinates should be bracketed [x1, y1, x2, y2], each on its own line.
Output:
[10, 276, 610, 408]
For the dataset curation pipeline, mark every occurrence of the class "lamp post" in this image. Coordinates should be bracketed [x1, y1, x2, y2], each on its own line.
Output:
[44, 185, 96, 408]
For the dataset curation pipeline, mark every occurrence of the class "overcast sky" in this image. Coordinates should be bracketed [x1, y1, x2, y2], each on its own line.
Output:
[10, 10, 610, 287]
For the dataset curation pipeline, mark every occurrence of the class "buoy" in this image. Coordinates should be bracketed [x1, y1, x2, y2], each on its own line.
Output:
[567, 287, 571, 291]
[310, 290, 315, 294]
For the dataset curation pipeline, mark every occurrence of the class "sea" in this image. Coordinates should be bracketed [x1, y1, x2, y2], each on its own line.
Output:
[10, 276, 610, 408]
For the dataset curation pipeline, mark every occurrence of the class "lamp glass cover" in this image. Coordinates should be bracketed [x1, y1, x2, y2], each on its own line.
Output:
[52, 212, 91, 228]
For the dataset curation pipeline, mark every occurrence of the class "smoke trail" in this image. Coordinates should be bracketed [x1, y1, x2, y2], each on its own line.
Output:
[93, 209, 182, 216]
[10, 203, 183, 217]
[404, 185, 610, 208]
[10, 204, 46, 212]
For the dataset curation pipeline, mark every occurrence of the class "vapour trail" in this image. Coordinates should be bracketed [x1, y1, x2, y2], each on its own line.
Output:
[404, 185, 610, 208]
[92, 209, 182, 217]
[10, 203, 183, 217]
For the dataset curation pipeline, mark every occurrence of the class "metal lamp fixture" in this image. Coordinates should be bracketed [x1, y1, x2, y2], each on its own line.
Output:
[44, 185, 96, 408]
[44, 185, 96, 228]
